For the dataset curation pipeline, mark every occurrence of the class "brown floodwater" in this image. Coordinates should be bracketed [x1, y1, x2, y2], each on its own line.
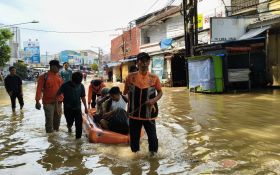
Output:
[0, 81, 280, 174]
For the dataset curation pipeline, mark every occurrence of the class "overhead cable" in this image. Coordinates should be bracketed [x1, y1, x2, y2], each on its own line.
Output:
[143, 0, 161, 15]
[19, 27, 117, 33]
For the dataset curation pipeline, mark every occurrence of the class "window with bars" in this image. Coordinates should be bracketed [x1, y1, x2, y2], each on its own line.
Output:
[231, 0, 259, 14]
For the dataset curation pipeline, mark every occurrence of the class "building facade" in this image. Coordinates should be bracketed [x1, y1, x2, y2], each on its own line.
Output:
[136, 5, 187, 86]
[110, 27, 140, 82]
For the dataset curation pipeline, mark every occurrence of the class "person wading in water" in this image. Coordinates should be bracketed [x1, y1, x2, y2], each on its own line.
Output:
[124, 52, 163, 156]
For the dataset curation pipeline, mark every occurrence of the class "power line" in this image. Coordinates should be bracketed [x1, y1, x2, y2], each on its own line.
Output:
[143, 0, 161, 15]
[165, 0, 176, 7]
[19, 27, 117, 33]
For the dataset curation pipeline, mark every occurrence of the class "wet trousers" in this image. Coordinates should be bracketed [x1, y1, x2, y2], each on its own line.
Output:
[91, 92, 100, 108]
[64, 108, 83, 139]
[129, 118, 158, 153]
[43, 103, 61, 133]
[10, 92, 24, 109]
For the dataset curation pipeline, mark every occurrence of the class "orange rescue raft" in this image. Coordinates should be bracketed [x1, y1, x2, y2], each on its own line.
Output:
[82, 109, 144, 144]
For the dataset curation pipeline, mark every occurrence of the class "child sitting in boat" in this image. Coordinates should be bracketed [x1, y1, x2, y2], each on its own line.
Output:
[99, 86, 129, 134]
[96, 87, 110, 114]
[92, 87, 110, 123]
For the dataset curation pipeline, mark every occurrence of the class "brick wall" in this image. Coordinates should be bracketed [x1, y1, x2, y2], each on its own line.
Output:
[111, 27, 140, 61]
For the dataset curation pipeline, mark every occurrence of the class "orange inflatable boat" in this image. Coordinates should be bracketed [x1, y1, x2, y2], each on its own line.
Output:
[82, 109, 144, 144]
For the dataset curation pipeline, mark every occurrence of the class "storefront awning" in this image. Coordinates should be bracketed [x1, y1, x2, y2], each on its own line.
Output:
[106, 62, 121, 68]
[239, 26, 270, 40]
[120, 57, 137, 63]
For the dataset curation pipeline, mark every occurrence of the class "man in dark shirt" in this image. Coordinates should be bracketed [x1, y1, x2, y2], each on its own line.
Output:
[4, 66, 24, 112]
[56, 71, 88, 139]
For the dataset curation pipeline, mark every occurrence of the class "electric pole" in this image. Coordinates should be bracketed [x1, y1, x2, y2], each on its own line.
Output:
[98, 48, 103, 77]
[183, 0, 198, 57]
[45, 51, 48, 66]
[183, 0, 198, 88]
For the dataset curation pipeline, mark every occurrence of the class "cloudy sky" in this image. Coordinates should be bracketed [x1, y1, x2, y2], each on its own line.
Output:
[0, 0, 181, 55]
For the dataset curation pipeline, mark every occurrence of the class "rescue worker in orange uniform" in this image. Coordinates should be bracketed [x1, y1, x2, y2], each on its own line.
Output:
[124, 52, 163, 156]
[88, 79, 106, 108]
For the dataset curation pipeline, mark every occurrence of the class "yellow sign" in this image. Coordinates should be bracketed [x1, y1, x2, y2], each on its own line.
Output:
[198, 14, 203, 30]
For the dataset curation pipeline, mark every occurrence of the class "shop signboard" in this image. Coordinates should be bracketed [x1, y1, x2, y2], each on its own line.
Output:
[211, 17, 256, 42]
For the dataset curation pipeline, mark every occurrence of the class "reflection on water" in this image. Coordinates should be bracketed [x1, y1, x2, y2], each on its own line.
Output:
[0, 83, 280, 174]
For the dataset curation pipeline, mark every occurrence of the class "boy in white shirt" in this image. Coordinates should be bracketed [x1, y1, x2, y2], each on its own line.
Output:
[100, 86, 129, 134]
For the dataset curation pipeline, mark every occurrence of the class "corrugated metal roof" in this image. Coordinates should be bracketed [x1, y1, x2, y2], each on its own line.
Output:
[239, 26, 270, 40]
[138, 6, 181, 28]
[248, 16, 280, 29]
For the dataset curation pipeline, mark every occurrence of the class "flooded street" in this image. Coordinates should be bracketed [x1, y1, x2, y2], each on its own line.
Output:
[0, 82, 280, 174]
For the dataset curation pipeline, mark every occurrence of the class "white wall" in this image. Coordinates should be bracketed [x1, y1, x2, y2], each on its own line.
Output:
[166, 14, 184, 38]
[141, 23, 166, 45]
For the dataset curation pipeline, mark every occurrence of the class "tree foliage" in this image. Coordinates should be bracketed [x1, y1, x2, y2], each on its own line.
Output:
[0, 29, 13, 67]
[91, 63, 99, 71]
[14, 62, 28, 80]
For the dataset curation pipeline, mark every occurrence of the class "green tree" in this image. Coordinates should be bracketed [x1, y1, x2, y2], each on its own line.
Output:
[0, 29, 13, 67]
[91, 63, 99, 71]
[14, 62, 28, 80]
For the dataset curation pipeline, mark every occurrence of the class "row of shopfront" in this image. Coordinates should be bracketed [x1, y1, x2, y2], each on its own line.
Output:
[188, 17, 280, 93]
[106, 51, 187, 87]
[107, 27, 279, 92]
[107, 4, 280, 92]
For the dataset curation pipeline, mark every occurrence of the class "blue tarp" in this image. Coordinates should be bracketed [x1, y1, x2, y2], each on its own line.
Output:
[160, 38, 173, 49]
[188, 58, 215, 91]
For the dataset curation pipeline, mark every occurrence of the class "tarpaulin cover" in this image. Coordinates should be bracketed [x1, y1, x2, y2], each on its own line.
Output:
[188, 58, 215, 90]
[160, 38, 173, 49]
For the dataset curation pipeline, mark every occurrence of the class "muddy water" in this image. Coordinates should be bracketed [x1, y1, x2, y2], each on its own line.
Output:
[0, 82, 280, 174]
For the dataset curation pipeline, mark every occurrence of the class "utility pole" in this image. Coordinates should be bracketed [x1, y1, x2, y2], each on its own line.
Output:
[183, 0, 198, 57]
[183, 0, 198, 88]
[120, 28, 127, 82]
[98, 48, 103, 77]
[45, 51, 48, 66]
[194, 0, 198, 46]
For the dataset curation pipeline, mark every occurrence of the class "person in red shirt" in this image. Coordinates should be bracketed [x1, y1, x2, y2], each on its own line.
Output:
[88, 79, 106, 108]
[124, 52, 163, 156]
[35, 60, 63, 133]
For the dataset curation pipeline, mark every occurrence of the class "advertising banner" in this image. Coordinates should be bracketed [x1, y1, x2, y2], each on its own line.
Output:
[23, 40, 40, 64]
[152, 56, 164, 80]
